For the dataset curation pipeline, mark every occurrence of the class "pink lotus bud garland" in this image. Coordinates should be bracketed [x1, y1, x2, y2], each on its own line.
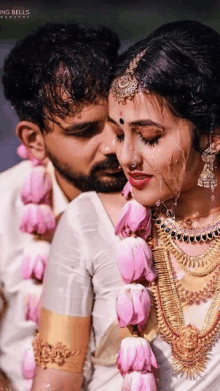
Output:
[21, 166, 52, 205]
[122, 181, 133, 200]
[17, 144, 43, 166]
[118, 237, 157, 284]
[18, 144, 54, 384]
[115, 200, 151, 240]
[117, 337, 158, 376]
[122, 372, 157, 391]
[21, 240, 50, 281]
[117, 284, 151, 332]
[18, 143, 55, 235]
[20, 204, 55, 235]
[116, 199, 158, 390]
[25, 294, 40, 324]
[22, 340, 36, 389]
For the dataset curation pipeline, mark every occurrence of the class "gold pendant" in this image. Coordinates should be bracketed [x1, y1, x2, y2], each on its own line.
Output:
[172, 325, 207, 378]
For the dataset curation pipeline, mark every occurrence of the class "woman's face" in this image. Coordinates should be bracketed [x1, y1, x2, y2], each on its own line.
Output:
[108, 92, 203, 207]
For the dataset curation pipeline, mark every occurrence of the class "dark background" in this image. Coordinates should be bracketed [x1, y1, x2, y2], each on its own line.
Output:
[0, 0, 218, 172]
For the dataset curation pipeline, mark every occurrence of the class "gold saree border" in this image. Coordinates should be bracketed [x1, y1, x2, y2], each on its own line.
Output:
[35, 308, 91, 373]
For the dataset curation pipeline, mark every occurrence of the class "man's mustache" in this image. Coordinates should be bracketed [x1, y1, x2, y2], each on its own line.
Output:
[91, 154, 121, 174]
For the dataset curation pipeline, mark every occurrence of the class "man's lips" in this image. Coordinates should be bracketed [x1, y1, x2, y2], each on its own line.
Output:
[127, 171, 152, 189]
[98, 167, 123, 175]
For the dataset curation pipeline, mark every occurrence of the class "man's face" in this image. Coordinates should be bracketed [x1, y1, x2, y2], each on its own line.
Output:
[43, 99, 126, 193]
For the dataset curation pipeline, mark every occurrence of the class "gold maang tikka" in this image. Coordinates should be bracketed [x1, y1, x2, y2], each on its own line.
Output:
[197, 145, 217, 194]
[110, 49, 147, 104]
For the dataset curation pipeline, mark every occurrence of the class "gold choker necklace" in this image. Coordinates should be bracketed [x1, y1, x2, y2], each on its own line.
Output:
[152, 213, 220, 243]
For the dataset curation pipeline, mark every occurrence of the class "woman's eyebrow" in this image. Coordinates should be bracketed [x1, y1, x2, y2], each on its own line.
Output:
[108, 116, 164, 130]
[129, 119, 163, 129]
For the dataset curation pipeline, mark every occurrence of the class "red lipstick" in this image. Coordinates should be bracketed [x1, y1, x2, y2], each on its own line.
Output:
[127, 171, 152, 190]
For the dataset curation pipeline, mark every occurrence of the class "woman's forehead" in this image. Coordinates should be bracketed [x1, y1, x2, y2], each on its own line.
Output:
[109, 92, 177, 125]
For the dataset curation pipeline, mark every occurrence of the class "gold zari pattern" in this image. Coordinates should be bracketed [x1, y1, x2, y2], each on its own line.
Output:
[151, 242, 220, 378]
[33, 333, 81, 369]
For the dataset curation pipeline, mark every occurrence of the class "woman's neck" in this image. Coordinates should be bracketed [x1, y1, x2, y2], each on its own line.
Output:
[171, 176, 220, 226]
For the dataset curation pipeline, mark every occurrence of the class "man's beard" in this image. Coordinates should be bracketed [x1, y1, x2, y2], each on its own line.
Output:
[46, 150, 127, 193]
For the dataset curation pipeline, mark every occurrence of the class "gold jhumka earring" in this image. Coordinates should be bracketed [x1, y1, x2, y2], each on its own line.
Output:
[197, 145, 217, 200]
[110, 49, 147, 104]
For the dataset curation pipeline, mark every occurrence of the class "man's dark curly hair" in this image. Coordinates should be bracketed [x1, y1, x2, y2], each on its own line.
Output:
[2, 22, 120, 131]
[112, 20, 220, 157]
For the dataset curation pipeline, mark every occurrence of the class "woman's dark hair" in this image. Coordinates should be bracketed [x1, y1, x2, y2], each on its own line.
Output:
[112, 20, 220, 153]
[2, 22, 120, 131]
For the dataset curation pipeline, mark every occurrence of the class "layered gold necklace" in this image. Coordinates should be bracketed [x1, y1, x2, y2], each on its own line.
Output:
[150, 225, 220, 378]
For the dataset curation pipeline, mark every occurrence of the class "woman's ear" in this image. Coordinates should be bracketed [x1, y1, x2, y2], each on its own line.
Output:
[16, 121, 46, 161]
[212, 128, 220, 153]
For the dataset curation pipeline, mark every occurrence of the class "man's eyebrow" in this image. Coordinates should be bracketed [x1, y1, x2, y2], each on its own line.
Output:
[61, 121, 98, 132]
[108, 116, 118, 125]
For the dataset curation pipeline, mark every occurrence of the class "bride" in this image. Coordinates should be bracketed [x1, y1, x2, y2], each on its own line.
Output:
[109, 20, 220, 390]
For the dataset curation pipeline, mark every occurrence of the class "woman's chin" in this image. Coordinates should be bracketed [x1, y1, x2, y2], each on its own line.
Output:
[131, 187, 160, 208]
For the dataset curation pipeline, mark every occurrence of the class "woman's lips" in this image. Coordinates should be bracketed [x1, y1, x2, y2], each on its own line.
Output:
[128, 171, 152, 190]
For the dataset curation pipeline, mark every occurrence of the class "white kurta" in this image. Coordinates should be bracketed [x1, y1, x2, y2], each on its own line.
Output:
[0, 160, 68, 391]
[42, 191, 220, 391]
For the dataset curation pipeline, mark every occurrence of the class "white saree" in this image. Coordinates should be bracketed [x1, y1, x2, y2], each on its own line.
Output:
[41, 191, 220, 390]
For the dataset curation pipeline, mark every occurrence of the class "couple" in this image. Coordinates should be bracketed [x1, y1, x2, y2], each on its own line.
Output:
[1, 19, 220, 391]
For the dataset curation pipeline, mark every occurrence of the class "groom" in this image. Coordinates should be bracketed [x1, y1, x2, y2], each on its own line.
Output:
[0, 21, 126, 390]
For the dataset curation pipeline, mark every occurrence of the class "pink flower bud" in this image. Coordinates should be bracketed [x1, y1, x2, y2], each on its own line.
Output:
[25, 294, 40, 324]
[20, 166, 52, 205]
[122, 182, 133, 200]
[17, 144, 29, 159]
[17, 144, 41, 166]
[116, 284, 151, 332]
[122, 372, 157, 391]
[20, 204, 55, 234]
[22, 345, 36, 380]
[117, 337, 158, 376]
[25, 380, 33, 391]
[118, 237, 157, 284]
[115, 200, 151, 240]
[21, 240, 50, 281]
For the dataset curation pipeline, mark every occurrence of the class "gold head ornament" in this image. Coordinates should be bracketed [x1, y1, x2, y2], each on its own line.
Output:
[111, 49, 147, 104]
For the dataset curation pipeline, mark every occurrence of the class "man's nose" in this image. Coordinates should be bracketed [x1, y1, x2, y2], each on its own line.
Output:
[99, 123, 116, 155]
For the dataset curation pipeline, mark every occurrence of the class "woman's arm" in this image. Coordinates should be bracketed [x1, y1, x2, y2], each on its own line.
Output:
[32, 367, 82, 391]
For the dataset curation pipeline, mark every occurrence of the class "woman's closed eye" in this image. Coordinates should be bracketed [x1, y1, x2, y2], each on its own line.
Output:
[138, 133, 161, 147]
[115, 131, 161, 147]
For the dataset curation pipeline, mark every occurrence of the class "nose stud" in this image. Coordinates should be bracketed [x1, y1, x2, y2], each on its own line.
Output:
[104, 146, 110, 153]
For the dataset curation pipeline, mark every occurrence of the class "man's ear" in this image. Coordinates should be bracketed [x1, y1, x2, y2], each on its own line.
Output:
[16, 121, 46, 161]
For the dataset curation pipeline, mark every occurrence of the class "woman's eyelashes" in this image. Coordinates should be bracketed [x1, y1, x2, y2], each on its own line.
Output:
[138, 133, 161, 147]
[115, 131, 161, 147]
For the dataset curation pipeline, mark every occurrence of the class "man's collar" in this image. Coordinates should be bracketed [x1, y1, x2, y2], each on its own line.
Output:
[46, 161, 69, 216]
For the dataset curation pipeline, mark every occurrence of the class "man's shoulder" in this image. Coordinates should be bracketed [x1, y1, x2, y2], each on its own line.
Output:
[0, 160, 32, 194]
[64, 191, 100, 222]
[67, 191, 98, 211]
